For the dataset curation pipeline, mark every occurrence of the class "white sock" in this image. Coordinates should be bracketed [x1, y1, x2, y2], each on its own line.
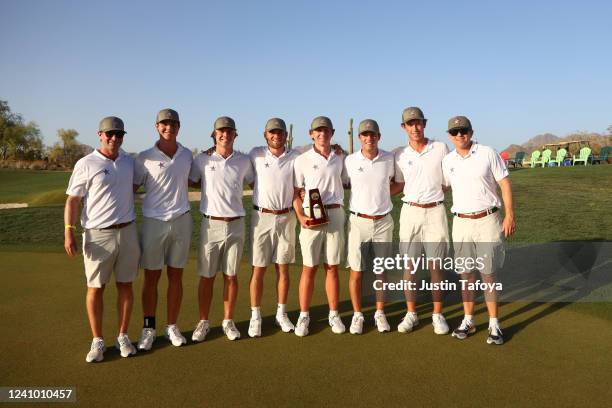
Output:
[277, 304, 286, 315]
[222, 319, 233, 326]
[464, 314, 474, 324]
[299, 311, 309, 318]
[251, 306, 261, 319]
[166, 323, 176, 328]
[407, 311, 417, 318]
[353, 311, 363, 317]
[432, 313, 441, 319]
[93, 337, 104, 342]
[489, 317, 499, 328]
[375, 309, 385, 316]
[329, 310, 339, 318]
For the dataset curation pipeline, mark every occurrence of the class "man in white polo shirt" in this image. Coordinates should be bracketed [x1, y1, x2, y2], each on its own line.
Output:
[344, 119, 395, 335]
[293, 116, 348, 337]
[394, 107, 451, 335]
[189, 116, 254, 341]
[442, 115, 515, 345]
[64, 116, 139, 362]
[247, 118, 298, 337]
[134, 108, 192, 351]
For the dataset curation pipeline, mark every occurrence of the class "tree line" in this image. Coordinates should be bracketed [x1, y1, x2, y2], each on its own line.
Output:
[0, 100, 89, 169]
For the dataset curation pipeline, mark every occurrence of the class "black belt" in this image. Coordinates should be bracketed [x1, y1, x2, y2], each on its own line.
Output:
[203, 214, 242, 222]
[99, 221, 134, 230]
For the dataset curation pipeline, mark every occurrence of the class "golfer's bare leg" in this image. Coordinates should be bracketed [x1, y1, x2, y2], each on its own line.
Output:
[166, 266, 183, 325]
[299, 265, 317, 312]
[349, 269, 362, 312]
[460, 271, 476, 316]
[142, 269, 161, 318]
[403, 262, 417, 313]
[223, 275, 238, 320]
[324, 263, 339, 311]
[275, 263, 290, 305]
[198, 276, 215, 320]
[481, 272, 498, 318]
[86, 286, 105, 338]
[116, 282, 133, 334]
[250, 266, 266, 307]
[429, 262, 444, 314]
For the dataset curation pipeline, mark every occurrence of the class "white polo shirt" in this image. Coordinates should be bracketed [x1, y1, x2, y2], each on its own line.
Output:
[135, 142, 192, 221]
[189, 150, 254, 217]
[293, 146, 348, 207]
[249, 146, 298, 210]
[345, 149, 394, 215]
[394, 140, 449, 204]
[66, 150, 135, 229]
[442, 142, 509, 214]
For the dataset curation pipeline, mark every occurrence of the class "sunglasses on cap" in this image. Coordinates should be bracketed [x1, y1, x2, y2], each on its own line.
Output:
[104, 131, 125, 138]
[448, 128, 471, 136]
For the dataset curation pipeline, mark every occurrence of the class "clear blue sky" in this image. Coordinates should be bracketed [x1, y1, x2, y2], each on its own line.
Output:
[2, 0, 611, 153]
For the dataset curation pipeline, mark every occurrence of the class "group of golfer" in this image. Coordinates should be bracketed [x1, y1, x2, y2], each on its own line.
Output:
[64, 107, 515, 363]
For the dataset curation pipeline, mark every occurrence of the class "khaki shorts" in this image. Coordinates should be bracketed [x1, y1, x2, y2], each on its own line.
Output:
[399, 203, 450, 262]
[299, 207, 345, 267]
[197, 217, 245, 278]
[452, 211, 505, 275]
[82, 222, 140, 288]
[140, 211, 192, 270]
[347, 213, 394, 272]
[251, 211, 297, 267]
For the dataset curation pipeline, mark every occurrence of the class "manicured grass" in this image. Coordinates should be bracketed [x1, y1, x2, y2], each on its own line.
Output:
[0, 169, 71, 205]
[1, 166, 611, 406]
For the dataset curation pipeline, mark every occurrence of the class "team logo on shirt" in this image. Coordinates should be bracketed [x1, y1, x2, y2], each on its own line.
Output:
[103, 169, 110, 175]
[264, 162, 270, 168]
[158, 162, 165, 168]
[209, 166, 216, 171]
[450, 168, 455, 173]
[407, 160, 413, 166]
[313, 165, 319, 170]
[358, 167, 364, 172]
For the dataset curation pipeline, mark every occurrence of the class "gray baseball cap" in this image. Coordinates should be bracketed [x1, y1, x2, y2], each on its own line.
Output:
[402, 107, 426, 123]
[448, 116, 473, 131]
[358, 119, 380, 134]
[310, 116, 333, 130]
[99, 116, 126, 133]
[265, 118, 287, 132]
[214, 116, 236, 130]
[156, 108, 179, 123]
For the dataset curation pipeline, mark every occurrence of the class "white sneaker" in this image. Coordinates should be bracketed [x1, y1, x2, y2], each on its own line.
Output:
[397, 312, 419, 333]
[374, 311, 390, 333]
[432, 314, 450, 335]
[329, 314, 346, 334]
[165, 325, 187, 346]
[295, 315, 310, 337]
[192, 320, 210, 342]
[137, 328, 156, 351]
[222, 320, 241, 341]
[116, 334, 136, 358]
[248, 317, 262, 338]
[85, 338, 105, 363]
[349, 314, 364, 335]
[275, 313, 295, 332]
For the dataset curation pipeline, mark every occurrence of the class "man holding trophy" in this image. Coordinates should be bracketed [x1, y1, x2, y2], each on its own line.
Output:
[293, 116, 349, 337]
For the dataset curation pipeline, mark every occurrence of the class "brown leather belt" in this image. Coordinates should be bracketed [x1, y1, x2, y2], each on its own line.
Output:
[204, 214, 242, 222]
[324, 204, 342, 210]
[407, 201, 443, 208]
[253, 205, 292, 215]
[455, 207, 498, 219]
[350, 211, 389, 220]
[100, 221, 134, 230]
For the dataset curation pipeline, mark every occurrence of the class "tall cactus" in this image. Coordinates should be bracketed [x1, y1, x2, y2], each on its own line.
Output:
[287, 124, 293, 150]
[348, 118, 354, 154]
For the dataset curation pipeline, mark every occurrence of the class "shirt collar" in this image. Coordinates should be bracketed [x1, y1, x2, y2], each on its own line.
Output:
[357, 149, 380, 162]
[406, 139, 433, 155]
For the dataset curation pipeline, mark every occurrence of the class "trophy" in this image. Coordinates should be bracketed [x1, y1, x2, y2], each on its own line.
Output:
[306, 188, 328, 226]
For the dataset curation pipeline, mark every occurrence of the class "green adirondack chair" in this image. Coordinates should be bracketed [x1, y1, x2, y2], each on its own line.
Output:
[523, 150, 541, 168]
[509, 151, 525, 168]
[573, 147, 591, 165]
[592, 146, 611, 164]
[533, 149, 552, 167]
[548, 148, 567, 167]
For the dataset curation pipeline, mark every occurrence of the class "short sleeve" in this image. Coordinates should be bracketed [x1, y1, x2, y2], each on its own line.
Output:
[293, 157, 305, 188]
[66, 159, 88, 197]
[340, 157, 349, 185]
[394, 150, 405, 183]
[490, 149, 509, 181]
[441, 158, 451, 187]
[189, 154, 202, 183]
[244, 158, 255, 185]
[133, 155, 147, 186]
